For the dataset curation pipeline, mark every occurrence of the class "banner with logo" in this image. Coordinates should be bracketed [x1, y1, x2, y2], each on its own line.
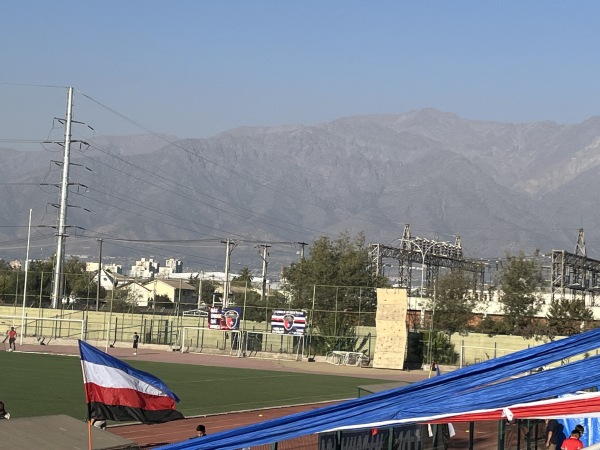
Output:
[271, 310, 306, 335]
[208, 306, 241, 330]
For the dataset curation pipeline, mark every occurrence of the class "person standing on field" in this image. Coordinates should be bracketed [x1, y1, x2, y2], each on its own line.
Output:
[133, 332, 139, 355]
[7, 327, 16, 352]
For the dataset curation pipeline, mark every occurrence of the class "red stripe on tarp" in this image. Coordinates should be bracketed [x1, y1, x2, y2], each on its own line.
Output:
[426, 395, 600, 423]
[85, 382, 177, 411]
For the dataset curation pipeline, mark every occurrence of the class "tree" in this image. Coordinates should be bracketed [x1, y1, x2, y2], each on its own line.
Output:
[477, 315, 511, 336]
[0, 261, 21, 304]
[425, 331, 459, 365]
[187, 276, 218, 306]
[497, 252, 544, 337]
[545, 298, 594, 339]
[282, 232, 387, 352]
[430, 270, 478, 335]
[63, 257, 91, 300]
[27, 259, 55, 306]
[233, 267, 253, 284]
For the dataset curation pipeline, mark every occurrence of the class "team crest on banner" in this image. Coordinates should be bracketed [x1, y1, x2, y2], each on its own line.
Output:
[271, 310, 306, 335]
[223, 308, 240, 330]
[283, 314, 295, 332]
[209, 307, 241, 330]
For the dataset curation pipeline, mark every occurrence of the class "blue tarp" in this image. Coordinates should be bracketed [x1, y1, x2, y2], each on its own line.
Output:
[158, 328, 600, 450]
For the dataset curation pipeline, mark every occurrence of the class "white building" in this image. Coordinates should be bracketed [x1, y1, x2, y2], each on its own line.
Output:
[158, 258, 183, 278]
[129, 258, 159, 279]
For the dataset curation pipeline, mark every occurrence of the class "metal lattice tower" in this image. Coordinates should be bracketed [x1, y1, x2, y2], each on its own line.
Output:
[370, 224, 484, 294]
[551, 228, 600, 306]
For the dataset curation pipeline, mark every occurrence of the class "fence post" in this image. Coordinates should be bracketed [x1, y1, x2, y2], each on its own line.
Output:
[469, 422, 474, 450]
[334, 286, 338, 337]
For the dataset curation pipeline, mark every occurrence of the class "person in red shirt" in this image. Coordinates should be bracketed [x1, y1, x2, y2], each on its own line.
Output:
[7, 327, 16, 352]
[561, 430, 584, 450]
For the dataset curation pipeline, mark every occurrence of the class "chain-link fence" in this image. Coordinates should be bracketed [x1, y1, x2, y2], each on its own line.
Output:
[0, 279, 381, 358]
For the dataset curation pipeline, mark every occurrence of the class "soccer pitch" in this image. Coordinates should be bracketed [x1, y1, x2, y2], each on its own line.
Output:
[1, 351, 389, 420]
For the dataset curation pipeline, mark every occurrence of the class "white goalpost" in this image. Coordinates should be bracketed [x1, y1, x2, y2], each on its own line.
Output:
[0, 314, 85, 346]
[180, 327, 306, 360]
[181, 327, 243, 357]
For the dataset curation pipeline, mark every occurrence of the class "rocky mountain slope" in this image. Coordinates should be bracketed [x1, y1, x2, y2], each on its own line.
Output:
[2, 109, 599, 270]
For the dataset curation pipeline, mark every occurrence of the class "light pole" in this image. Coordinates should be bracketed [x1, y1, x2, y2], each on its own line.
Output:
[427, 281, 437, 368]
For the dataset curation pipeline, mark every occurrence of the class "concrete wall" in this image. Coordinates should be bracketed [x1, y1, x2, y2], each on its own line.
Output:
[5, 305, 583, 367]
[449, 331, 597, 367]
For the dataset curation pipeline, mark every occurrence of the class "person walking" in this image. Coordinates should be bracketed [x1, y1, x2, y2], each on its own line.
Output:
[7, 327, 16, 352]
[133, 332, 139, 355]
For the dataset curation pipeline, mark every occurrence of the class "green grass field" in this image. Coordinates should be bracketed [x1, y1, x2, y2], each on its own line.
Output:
[0, 351, 389, 420]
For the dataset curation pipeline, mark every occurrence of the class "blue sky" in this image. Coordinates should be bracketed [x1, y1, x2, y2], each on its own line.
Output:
[2, 1, 600, 141]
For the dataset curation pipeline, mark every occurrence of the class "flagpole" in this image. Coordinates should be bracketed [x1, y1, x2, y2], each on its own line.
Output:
[88, 418, 93, 450]
[80, 347, 94, 450]
[105, 281, 115, 353]
[20, 208, 32, 345]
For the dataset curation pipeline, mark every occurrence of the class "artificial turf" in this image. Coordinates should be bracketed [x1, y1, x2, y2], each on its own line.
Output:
[0, 351, 390, 420]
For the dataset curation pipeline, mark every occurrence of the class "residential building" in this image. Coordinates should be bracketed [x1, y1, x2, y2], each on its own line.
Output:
[117, 280, 153, 307]
[130, 258, 159, 279]
[158, 258, 183, 278]
[143, 278, 198, 307]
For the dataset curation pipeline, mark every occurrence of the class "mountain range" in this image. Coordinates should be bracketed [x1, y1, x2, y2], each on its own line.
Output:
[2, 108, 599, 273]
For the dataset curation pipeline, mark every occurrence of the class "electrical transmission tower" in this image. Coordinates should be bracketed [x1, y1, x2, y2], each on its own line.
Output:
[49, 87, 91, 308]
[370, 224, 484, 294]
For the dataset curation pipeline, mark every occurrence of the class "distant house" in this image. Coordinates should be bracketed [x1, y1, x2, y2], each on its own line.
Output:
[111, 280, 152, 307]
[92, 269, 127, 291]
[143, 279, 198, 306]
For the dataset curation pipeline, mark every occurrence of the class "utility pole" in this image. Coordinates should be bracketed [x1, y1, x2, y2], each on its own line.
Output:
[198, 271, 203, 309]
[297, 242, 307, 260]
[221, 240, 237, 307]
[95, 238, 103, 311]
[258, 244, 271, 303]
[51, 87, 74, 309]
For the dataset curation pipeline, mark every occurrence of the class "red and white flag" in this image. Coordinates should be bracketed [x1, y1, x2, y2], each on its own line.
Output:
[79, 339, 184, 424]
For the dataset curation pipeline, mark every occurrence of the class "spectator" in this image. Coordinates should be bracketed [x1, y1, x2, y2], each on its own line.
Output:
[196, 424, 206, 437]
[546, 418, 560, 449]
[561, 430, 583, 450]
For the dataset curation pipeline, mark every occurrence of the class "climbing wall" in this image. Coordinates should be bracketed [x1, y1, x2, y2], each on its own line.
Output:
[373, 288, 408, 370]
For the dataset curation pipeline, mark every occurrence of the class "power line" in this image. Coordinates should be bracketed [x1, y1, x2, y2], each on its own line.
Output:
[75, 90, 399, 233]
